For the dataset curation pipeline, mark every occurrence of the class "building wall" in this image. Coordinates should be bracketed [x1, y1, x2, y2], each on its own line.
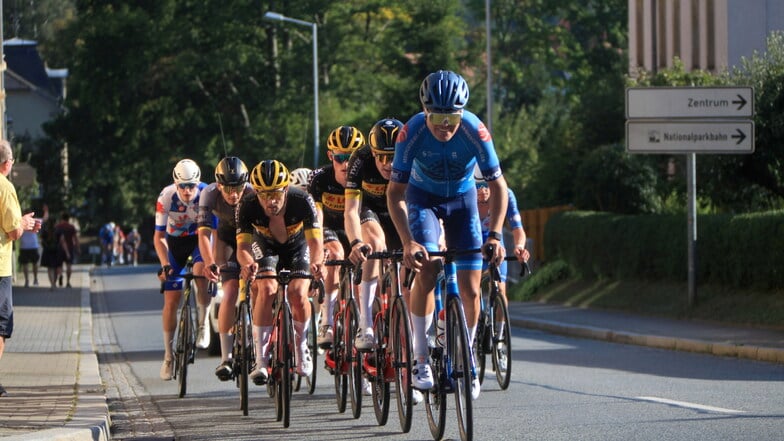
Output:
[6, 91, 59, 140]
[629, 0, 784, 75]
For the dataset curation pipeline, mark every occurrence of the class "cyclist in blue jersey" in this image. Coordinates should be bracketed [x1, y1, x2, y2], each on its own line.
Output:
[387, 70, 509, 401]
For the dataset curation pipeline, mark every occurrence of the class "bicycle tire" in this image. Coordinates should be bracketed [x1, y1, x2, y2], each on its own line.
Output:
[176, 294, 192, 398]
[449, 298, 473, 441]
[425, 343, 447, 441]
[474, 311, 488, 385]
[391, 295, 413, 433]
[491, 292, 512, 390]
[347, 299, 363, 419]
[371, 296, 390, 426]
[281, 303, 293, 428]
[306, 298, 318, 395]
[332, 304, 348, 413]
[237, 301, 251, 416]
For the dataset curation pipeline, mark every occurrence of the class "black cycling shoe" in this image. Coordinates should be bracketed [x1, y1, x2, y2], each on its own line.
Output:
[215, 361, 233, 381]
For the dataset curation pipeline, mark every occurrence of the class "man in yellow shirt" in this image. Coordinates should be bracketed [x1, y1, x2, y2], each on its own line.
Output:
[0, 140, 41, 397]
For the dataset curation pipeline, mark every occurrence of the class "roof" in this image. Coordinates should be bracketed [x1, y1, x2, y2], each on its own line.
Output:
[3, 38, 66, 99]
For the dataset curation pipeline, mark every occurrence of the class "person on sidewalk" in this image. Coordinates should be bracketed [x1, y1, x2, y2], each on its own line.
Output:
[40, 217, 63, 290]
[18, 215, 40, 287]
[1, 140, 42, 397]
[55, 212, 79, 288]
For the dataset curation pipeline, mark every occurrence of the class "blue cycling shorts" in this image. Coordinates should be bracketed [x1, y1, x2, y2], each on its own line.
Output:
[405, 186, 483, 271]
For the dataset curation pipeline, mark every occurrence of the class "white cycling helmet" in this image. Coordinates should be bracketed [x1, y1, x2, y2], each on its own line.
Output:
[172, 159, 201, 184]
[290, 167, 312, 191]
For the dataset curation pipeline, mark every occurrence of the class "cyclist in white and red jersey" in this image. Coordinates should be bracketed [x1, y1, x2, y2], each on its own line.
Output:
[154, 159, 210, 381]
[197, 156, 254, 381]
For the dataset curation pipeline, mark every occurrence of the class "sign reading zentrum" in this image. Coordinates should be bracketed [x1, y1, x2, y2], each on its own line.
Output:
[625, 86, 755, 154]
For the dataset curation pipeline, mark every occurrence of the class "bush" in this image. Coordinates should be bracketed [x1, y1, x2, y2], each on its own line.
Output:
[509, 259, 573, 301]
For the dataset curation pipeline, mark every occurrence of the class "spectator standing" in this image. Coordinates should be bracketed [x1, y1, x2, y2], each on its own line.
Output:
[114, 224, 126, 264]
[1, 140, 42, 396]
[55, 212, 79, 288]
[18, 215, 40, 287]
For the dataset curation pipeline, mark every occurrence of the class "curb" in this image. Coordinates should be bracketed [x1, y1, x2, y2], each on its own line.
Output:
[511, 316, 784, 365]
[2, 268, 110, 441]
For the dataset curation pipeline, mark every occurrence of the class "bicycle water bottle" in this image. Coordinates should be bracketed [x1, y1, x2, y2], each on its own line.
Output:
[436, 309, 446, 348]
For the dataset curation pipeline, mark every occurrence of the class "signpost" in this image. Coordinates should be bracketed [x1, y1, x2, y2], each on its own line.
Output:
[625, 86, 755, 307]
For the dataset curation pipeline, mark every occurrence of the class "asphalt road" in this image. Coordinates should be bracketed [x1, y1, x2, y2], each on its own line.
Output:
[93, 266, 784, 441]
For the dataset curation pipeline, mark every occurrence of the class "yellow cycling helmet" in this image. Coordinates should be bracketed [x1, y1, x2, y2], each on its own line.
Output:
[250, 160, 290, 191]
[327, 126, 365, 153]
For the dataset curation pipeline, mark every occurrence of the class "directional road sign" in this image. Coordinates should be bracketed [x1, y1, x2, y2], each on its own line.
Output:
[626, 120, 754, 154]
[626, 86, 753, 119]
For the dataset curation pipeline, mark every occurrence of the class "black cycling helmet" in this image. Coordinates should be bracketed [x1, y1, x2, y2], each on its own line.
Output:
[368, 118, 404, 154]
[250, 159, 290, 191]
[214, 156, 249, 186]
[419, 70, 470, 112]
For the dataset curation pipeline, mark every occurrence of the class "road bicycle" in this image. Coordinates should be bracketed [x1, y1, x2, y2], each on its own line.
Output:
[167, 260, 204, 399]
[324, 255, 364, 418]
[362, 250, 416, 432]
[475, 247, 531, 389]
[258, 270, 320, 428]
[422, 248, 481, 441]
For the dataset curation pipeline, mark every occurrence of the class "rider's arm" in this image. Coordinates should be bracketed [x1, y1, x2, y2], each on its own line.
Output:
[386, 180, 412, 246]
[485, 176, 509, 263]
[153, 229, 169, 267]
[506, 188, 529, 262]
[344, 190, 362, 245]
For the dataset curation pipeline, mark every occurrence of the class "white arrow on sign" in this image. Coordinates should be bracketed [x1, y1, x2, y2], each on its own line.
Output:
[626, 120, 754, 154]
[626, 87, 754, 119]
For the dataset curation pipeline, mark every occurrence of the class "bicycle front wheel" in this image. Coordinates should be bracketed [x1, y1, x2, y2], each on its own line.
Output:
[306, 298, 318, 395]
[275, 304, 293, 428]
[236, 301, 251, 415]
[391, 296, 413, 433]
[346, 299, 363, 419]
[370, 297, 390, 427]
[176, 297, 193, 398]
[449, 298, 473, 441]
[333, 307, 348, 413]
[491, 293, 512, 390]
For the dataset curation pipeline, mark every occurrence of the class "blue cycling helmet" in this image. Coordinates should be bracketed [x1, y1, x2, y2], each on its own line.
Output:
[419, 70, 470, 112]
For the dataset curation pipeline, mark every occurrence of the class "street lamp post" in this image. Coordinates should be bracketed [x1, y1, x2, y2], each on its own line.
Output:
[263, 11, 320, 168]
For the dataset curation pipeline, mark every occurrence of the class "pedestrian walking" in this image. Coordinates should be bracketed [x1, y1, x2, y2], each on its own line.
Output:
[18, 217, 40, 287]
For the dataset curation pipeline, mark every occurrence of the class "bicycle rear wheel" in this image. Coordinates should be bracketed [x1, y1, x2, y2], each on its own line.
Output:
[491, 294, 512, 390]
[176, 295, 193, 398]
[391, 296, 413, 433]
[425, 344, 446, 441]
[346, 299, 363, 419]
[370, 297, 389, 426]
[236, 301, 251, 415]
[449, 298, 473, 441]
[333, 307, 348, 413]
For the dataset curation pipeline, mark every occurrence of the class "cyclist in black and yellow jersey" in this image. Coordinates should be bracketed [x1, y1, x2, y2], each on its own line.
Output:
[235, 160, 324, 385]
[308, 126, 364, 347]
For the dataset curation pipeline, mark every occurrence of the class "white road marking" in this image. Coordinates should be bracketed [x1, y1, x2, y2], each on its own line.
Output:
[636, 396, 746, 414]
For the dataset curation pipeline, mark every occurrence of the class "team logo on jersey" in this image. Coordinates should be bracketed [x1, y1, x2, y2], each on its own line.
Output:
[477, 122, 492, 142]
[398, 124, 409, 143]
[362, 182, 387, 197]
[322, 192, 345, 211]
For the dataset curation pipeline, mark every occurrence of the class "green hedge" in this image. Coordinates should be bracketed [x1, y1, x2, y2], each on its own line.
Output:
[544, 210, 784, 289]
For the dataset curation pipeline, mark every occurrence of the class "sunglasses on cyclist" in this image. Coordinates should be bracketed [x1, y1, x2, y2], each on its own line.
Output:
[220, 184, 245, 194]
[475, 181, 488, 189]
[427, 110, 462, 126]
[258, 188, 287, 201]
[178, 183, 197, 190]
[332, 153, 351, 164]
[374, 154, 394, 164]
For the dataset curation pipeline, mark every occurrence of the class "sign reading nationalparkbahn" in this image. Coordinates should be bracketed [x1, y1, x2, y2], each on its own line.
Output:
[626, 120, 754, 154]
[626, 86, 754, 119]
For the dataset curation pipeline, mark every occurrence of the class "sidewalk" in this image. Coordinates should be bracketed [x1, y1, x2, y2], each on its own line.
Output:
[507, 301, 784, 364]
[0, 264, 109, 441]
[1, 269, 783, 441]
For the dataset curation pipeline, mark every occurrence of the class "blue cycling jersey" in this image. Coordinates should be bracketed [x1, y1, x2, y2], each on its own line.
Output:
[390, 110, 502, 197]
